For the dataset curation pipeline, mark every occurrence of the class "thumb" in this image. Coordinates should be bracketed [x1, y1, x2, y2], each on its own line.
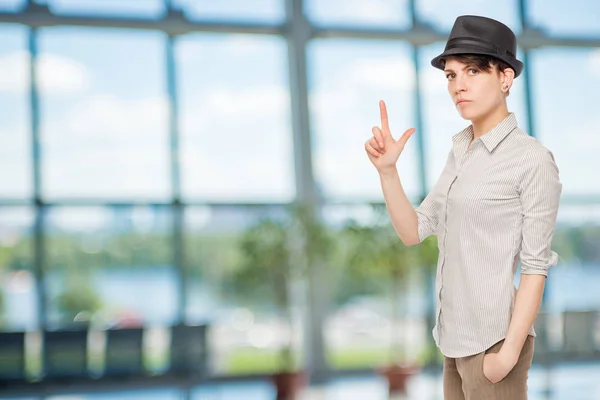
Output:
[391, 128, 416, 154]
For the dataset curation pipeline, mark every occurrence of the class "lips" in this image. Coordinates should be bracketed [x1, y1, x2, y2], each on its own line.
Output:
[456, 99, 471, 105]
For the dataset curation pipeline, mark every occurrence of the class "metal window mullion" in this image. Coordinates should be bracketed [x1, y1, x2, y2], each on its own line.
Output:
[412, 45, 428, 201]
[165, 32, 186, 325]
[28, 26, 47, 331]
[285, 0, 329, 385]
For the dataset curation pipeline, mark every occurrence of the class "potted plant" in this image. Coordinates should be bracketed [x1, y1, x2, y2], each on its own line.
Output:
[231, 203, 334, 399]
[340, 205, 424, 395]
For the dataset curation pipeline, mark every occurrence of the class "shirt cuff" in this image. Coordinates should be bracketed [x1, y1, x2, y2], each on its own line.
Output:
[520, 250, 559, 276]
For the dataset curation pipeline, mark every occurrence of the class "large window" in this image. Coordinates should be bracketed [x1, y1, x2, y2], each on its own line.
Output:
[1, 0, 600, 384]
[38, 28, 170, 201]
[308, 39, 420, 202]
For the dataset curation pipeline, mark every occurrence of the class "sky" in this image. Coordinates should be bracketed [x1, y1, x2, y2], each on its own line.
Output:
[0, 0, 600, 232]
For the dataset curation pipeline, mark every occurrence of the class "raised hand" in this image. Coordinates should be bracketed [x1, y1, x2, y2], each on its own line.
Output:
[365, 100, 416, 173]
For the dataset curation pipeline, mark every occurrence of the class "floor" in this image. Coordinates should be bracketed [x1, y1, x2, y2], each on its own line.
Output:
[3, 362, 600, 400]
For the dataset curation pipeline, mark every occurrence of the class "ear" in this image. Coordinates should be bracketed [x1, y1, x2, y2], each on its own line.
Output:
[500, 67, 515, 92]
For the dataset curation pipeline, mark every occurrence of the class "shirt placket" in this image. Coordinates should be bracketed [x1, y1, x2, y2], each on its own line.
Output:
[436, 142, 477, 345]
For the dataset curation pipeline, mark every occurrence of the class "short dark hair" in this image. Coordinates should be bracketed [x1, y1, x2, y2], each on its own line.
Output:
[440, 54, 513, 75]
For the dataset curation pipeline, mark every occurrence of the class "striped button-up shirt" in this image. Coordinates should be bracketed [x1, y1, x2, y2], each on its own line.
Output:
[416, 113, 562, 358]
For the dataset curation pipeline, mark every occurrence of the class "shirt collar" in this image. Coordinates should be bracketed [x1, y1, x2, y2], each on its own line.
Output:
[452, 113, 519, 153]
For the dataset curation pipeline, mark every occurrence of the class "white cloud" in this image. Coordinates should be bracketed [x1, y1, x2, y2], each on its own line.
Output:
[419, 0, 489, 19]
[179, 86, 294, 200]
[64, 94, 169, 140]
[200, 85, 289, 118]
[0, 51, 90, 94]
[39, 53, 90, 93]
[42, 94, 171, 198]
[306, 56, 417, 122]
[0, 51, 27, 93]
[0, 126, 31, 197]
[588, 49, 600, 77]
[221, 35, 277, 55]
[175, 35, 280, 64]
[181, 148, 294, 200]
[39, 83, 294, 200]
[318, 0, 407, 23]
[421, 67, 448, 93]
[179, 84, 290, 145]
[48, 207, 113, 232]
[342, 57, 415, 90]
[309, 88, 360, 115]
[177, 84, 294, 200]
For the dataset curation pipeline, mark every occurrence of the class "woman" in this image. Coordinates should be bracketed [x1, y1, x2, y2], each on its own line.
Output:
[364, 15, 562, 399]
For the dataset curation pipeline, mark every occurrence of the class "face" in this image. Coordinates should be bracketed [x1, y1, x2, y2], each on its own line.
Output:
[444, 58, 510, 122]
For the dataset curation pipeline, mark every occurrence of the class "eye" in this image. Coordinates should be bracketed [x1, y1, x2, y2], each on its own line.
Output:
[468, 68, 479, 75]
[445, 73, 455, 80]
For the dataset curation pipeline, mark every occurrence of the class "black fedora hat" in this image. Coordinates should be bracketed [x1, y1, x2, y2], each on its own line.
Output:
[431, 15, 523, 77]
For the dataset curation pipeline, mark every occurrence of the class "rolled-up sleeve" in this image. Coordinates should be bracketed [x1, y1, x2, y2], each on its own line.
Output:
[518, 146, 562, 276]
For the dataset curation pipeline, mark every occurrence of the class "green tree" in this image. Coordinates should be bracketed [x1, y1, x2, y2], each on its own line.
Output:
[340, 205, 421, 366]
[228, 203, 335, 372]
[56, 279, 102, 325]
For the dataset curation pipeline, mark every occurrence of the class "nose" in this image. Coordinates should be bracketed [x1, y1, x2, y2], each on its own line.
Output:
[453, 74, 467, 94]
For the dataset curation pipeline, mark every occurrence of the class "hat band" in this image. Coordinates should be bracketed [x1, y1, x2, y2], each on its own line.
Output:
[445, 36, 515, 58]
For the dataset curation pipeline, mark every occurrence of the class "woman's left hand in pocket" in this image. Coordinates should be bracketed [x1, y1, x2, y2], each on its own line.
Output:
[483, 349, 518, 383]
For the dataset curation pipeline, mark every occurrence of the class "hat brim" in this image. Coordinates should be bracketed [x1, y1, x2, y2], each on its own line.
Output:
[431, 48, 523, 78]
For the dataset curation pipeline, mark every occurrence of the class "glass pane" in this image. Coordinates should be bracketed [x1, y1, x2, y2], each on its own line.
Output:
[178, 34, 294, 202]
[44, 206, 175, 329]
[38, 28, 170, 200]
[322, 204, 434, 369]
[0, 207, 36, 331]
[45, 0, 165, 18]
[304, 0, 411, 29]
[174, 0, 284, 23]
[0, 25, 32, 199]
[184, 205, 300, 375]
[416, 0, 521, 33]
[308, 39, 420, 202]
[530, 47, 599, 196]
[528, 0, 600, 37]
[418, 42, 528, 189]
[547, 204, 600, 313]
[0, 0, 25, 12]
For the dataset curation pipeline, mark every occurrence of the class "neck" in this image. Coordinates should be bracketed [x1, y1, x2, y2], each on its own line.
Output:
[471, 104, 509, 139]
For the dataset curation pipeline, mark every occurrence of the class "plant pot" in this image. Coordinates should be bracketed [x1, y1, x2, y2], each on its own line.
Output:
[378, 364, 420, 395]
[272, 370, 306, 400]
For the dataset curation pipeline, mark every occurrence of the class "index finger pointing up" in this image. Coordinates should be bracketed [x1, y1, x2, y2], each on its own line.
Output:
[379, 100, 390, 132]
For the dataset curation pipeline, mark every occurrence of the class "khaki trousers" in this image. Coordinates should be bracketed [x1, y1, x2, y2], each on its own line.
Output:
[443, 335, 535, 399]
